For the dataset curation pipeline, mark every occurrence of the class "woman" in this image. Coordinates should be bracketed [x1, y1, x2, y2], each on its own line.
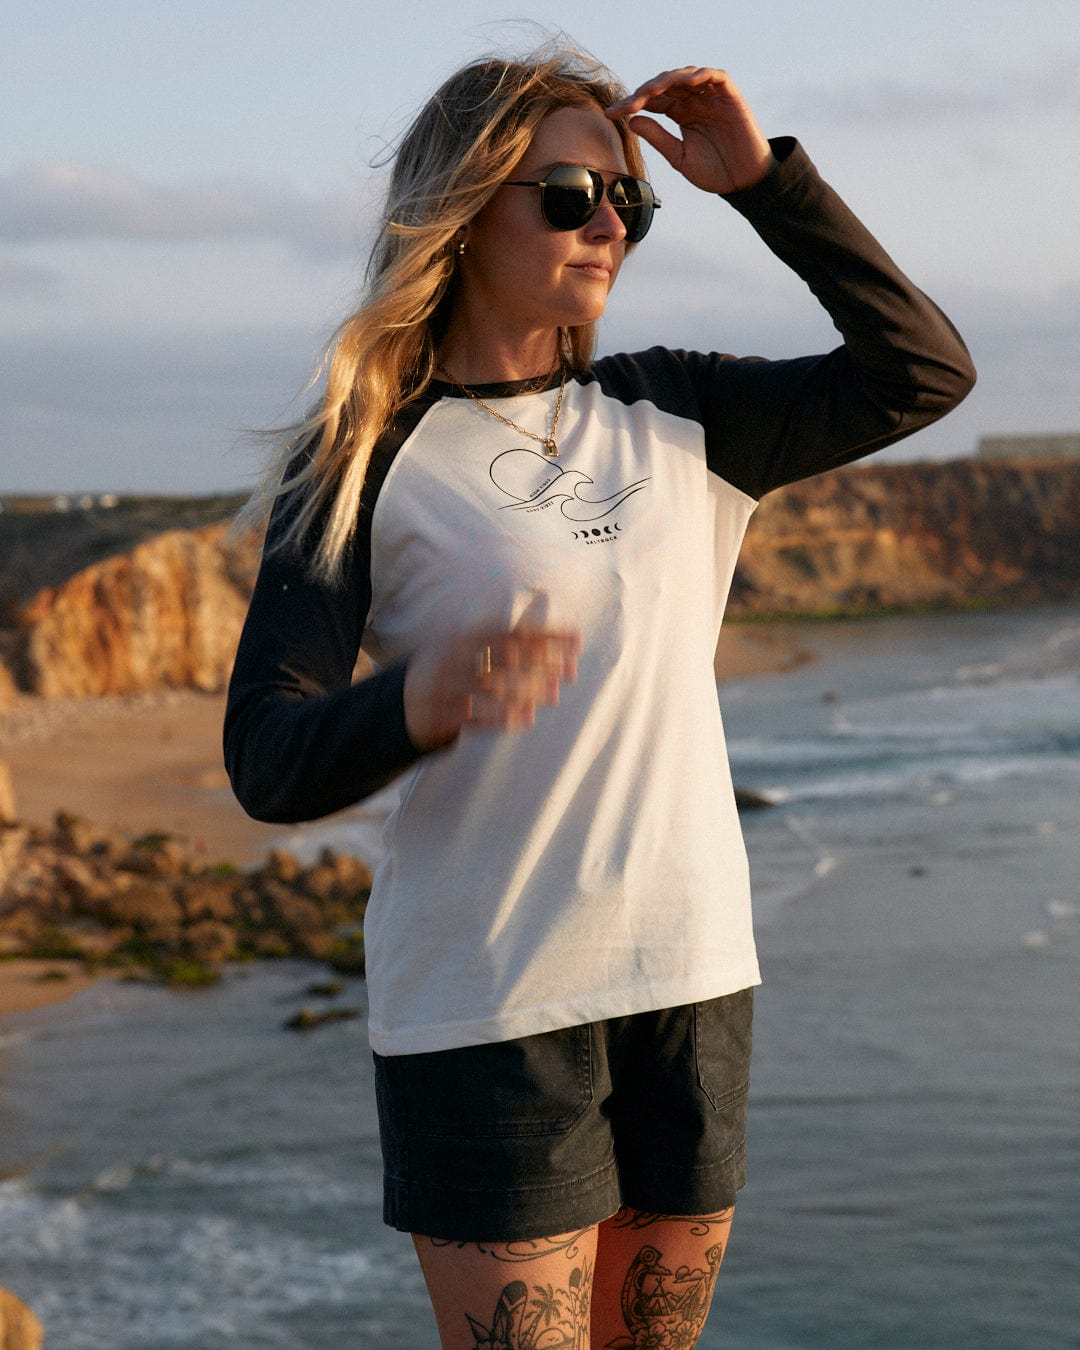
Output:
[225, 43, 974, 1349]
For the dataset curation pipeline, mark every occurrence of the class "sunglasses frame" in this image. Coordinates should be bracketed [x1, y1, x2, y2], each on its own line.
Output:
[503, 165, 661, 244]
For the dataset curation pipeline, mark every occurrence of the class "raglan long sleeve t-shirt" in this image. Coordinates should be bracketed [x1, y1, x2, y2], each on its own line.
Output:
[224, 139, 975, 1054]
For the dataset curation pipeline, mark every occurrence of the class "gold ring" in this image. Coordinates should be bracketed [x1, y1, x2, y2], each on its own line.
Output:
[475, 645, 492, 677]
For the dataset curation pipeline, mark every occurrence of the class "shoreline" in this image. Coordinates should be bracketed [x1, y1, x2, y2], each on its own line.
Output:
[0, 959, 114, 1020]
[0, 626, 810, 1019]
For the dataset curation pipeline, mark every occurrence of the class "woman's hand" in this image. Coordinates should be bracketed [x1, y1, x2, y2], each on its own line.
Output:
[607, 67, 775, 195]
[403, 628, 581, 752]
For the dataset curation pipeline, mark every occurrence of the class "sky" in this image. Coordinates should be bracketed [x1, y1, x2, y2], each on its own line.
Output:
[3, 0, 1078, 494]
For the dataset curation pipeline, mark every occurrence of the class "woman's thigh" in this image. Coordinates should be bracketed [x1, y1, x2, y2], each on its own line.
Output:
[413, 1227, 598, 1350]
[592, 1206, 736, 1348]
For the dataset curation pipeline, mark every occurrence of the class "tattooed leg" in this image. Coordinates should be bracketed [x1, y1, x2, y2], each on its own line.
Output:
[413, 1228, 599, 1350]
[591, 1208, 735, 1349]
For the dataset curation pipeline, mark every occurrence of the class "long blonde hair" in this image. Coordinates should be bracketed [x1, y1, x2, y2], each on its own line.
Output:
[240, 41, 644, 582]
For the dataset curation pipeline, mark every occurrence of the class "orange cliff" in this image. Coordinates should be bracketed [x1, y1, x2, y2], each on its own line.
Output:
[1, 458, 1079, 701]
[732, 457, 1080, 616]
[3, 522, 259, 700]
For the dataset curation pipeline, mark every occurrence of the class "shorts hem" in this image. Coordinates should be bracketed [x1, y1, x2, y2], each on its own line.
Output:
[385, 1159, 623, 1242]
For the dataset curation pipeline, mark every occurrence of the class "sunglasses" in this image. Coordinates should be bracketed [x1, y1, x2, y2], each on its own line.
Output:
[503, 165, 661, 243]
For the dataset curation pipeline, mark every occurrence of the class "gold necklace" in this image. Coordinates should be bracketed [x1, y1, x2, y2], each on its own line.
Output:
[437, 363, 568, 458]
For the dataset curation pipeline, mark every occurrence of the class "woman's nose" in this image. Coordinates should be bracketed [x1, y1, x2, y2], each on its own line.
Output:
[583, 192, 627, 242]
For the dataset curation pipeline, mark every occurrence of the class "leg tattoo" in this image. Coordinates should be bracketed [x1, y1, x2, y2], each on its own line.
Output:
[603, 1244, 723, 1349]
[464, 1259, 593, 1350]
[597, 1212, 734, 1350]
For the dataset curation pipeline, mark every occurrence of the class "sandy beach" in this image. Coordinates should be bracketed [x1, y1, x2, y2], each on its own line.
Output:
[0, 625, 807, 1020]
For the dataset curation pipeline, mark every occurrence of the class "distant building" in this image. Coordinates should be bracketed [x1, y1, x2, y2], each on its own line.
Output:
[978, 434, 1080, 461]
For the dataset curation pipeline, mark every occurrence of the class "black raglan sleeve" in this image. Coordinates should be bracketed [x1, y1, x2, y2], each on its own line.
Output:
[223, 447, 423, 824]
[687, 137, 976, 497]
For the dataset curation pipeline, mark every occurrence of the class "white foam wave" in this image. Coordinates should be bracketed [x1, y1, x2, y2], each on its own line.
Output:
[0, 1178, 382, 1347]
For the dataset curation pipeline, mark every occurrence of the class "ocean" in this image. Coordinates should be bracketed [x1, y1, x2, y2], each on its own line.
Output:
[2, 604, 1078, 1348]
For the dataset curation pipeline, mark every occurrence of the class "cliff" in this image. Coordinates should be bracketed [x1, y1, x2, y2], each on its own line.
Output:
[15, 523, 259, 699]
[0, 494, 247, 704]
[731, 459, 1080, 616]
[1, 459, 1078, 701]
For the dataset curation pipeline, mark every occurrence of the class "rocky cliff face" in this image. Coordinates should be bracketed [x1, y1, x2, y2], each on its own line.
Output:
[14, 523, 260, 699]
[731, 458, 1080, 616]
[2, 460, 1078, 700]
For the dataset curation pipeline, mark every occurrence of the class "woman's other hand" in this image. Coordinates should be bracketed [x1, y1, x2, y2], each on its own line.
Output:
[607, 67, 775, 195]
[403, 628, 581, 752]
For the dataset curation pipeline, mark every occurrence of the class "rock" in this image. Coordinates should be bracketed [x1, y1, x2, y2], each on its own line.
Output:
[0, 661, 18, 710]
[0, 797, 373, 976]
[305, 979, 346, 998]
[732, 459, 1080, 616]
[251, 930, 292, 958]
[263, 848, 302, 884]
[180, 877, 239, 923]
[91, 881, 184, 939]
[261, 882, 324, 935]
[0, 1287, 43, 1350]
[17, 522, 260, 699]
[0, 761, 15, 826]
[299, 861, 341, 902]
[284, 1006, 360, 1032]
[0, 824, 28, 895]
[53, 811, 126, 860]
[121, 836, 188, 877]
[54, 854, 111, 906]
[183, 918, 238, 964]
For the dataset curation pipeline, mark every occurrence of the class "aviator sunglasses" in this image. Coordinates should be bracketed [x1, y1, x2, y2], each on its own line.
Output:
[503, 165, 661, 243]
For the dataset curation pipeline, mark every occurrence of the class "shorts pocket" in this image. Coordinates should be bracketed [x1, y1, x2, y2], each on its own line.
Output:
[381, 1022, 594, 1141]
[694, 988, 754, 1112]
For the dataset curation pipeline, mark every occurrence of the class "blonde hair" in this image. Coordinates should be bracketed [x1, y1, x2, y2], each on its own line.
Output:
[240, 40, 644, 582]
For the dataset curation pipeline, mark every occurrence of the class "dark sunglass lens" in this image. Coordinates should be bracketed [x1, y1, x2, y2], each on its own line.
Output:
[541, 166, 601, 230]
[611, 176, 655, 243]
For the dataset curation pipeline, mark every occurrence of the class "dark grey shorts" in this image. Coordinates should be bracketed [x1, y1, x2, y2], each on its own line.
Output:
[373, 988, 753, 1242]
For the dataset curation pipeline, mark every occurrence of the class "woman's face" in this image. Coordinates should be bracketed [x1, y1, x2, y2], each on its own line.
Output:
[453, 104, 633, 349]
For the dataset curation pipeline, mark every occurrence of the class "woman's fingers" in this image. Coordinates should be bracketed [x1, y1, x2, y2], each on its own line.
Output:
[468, 630, 580, 727]
[608, 66, 734, 119]
[608, 65, 775, 194]
[404, 628, 580, 751]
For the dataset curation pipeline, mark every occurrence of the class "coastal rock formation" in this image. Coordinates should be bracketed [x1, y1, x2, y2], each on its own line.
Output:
[17, 524, 260, 698]
[731, 459, 1080, 616]
[0, 661, 16, 710]
[0, 1288, 43, 1350]
[0, 812, 371, 979]
[2, 459, 1079, 700]
[0, 762, 14, 827]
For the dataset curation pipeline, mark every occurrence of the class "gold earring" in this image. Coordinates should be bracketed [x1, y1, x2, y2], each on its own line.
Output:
[455, 239, 467, 256]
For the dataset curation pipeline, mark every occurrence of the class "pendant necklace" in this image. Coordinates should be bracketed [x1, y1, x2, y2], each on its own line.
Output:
[437, 362, 568, 458]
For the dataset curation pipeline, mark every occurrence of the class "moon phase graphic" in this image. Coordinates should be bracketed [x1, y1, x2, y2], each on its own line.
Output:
[571, 524, 622, 540]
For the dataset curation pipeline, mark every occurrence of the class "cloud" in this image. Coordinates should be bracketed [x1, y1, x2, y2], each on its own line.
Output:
[787, 55, 1080, 129]
[0, 254, 60, 296]
[0, 162, 381, 260]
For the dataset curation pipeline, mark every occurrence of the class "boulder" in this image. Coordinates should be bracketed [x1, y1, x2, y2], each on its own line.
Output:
[0, 1287, 43, 1350]
[0, 661, 17, 710]
[0, 761, 15, 826]
[180, 877, 239, 923]
[0, 799, 373, 976]
[184, 919, 239, 965]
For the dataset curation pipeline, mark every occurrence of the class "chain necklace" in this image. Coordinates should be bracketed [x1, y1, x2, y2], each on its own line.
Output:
[437, 362, 568, 458]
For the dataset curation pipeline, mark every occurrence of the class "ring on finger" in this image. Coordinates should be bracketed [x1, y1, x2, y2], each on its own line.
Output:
[475, 645, 493, 678]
